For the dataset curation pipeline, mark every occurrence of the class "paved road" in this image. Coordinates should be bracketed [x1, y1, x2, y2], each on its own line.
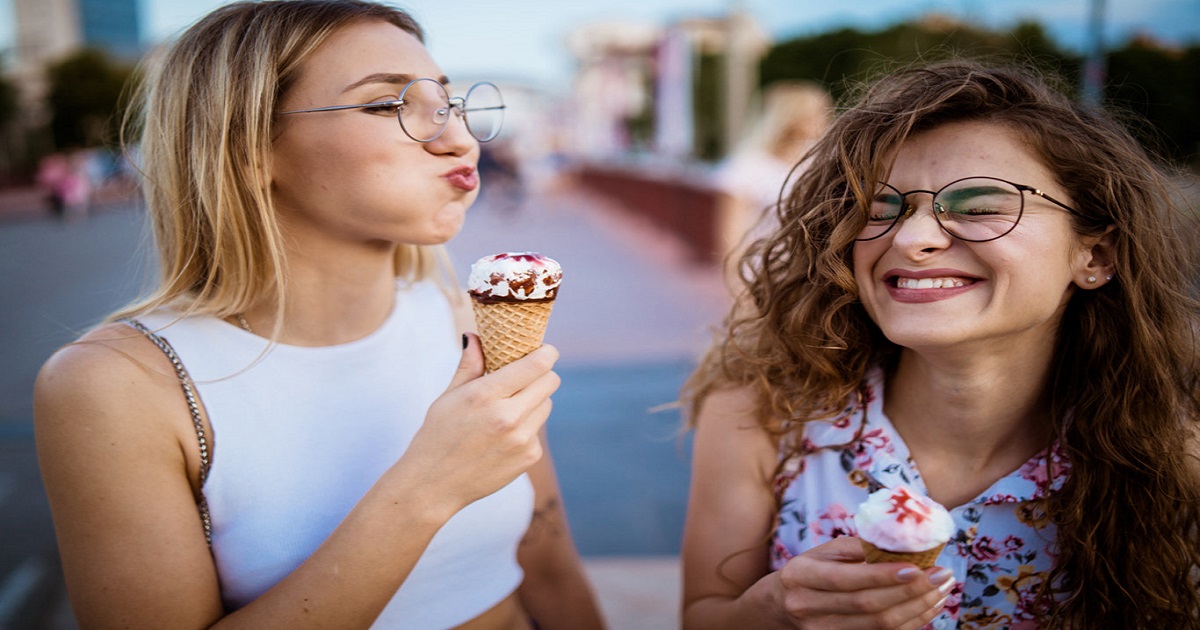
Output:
[0, 182, 728, 628]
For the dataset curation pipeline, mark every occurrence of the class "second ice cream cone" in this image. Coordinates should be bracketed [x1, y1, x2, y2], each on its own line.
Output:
[860, 540, 946, 570]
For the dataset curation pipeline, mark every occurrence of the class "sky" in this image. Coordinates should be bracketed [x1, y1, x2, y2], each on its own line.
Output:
[1, 0, 1198, 89]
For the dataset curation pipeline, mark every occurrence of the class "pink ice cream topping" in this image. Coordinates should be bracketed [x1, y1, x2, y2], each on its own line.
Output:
[853, 486, 954, 552]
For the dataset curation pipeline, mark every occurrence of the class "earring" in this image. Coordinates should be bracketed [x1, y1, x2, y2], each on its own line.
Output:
[1087, 276, 1097, 283]
[1106, 274, 1114, 281]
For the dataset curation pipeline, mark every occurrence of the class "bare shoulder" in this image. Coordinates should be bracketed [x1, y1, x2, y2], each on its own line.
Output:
[692, 384, 777, 485]
[36, 322, 172, 411]
[34, 321, 186, 448]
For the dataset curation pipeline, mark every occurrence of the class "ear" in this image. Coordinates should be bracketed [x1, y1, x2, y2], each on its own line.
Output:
[1072, 225, 1116, 289]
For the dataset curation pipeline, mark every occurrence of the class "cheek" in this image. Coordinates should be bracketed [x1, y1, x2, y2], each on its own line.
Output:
[851, 242, 881, 288]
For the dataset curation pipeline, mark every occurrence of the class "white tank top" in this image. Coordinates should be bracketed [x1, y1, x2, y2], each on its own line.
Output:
[136, 280, 533, 629]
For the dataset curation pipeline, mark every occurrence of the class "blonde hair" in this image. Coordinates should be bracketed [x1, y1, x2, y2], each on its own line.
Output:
[114, 0, 452, 328]
[739, 80, 833, 161]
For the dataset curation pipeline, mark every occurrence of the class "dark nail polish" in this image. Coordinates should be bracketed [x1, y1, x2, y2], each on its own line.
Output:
[461, 333, 468, 349]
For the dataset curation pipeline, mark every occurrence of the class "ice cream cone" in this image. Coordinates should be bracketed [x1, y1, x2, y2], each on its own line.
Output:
[471, 299, 555, 372]
[860, 540, 946, 570]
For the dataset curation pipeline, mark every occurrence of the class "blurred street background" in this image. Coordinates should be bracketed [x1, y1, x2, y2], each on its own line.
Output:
[1, 0, 1198, 628]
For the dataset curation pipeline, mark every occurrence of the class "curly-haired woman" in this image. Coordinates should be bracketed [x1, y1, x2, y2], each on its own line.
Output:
[681, 60, 1200, 628]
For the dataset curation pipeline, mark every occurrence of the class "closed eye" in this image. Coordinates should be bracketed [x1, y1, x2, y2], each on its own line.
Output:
[363, 98, 403, 114]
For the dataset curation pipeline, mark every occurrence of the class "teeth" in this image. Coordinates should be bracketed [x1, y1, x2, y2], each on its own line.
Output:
[896, 277, 967, 289]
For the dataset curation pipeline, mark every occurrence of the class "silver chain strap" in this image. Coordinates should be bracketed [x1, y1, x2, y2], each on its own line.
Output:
[125, 319, 213, 546]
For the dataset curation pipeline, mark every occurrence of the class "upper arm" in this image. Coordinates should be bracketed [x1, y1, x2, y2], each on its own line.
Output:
[682, 386, 778, 608]
[34, 326, 224, 627]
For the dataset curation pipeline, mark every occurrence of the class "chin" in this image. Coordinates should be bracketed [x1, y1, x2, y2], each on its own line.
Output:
[879, 326, 970, 350]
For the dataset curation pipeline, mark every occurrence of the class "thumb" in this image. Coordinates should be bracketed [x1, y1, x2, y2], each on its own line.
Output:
[446, 332, 486, 390]
[813, 536, 868, 563]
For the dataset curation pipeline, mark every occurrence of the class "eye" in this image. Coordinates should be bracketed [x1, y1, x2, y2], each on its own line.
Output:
[363, 98, 402, 115]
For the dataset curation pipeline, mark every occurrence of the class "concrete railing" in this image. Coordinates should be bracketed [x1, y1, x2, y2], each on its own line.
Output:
[574, 161, 722, 266]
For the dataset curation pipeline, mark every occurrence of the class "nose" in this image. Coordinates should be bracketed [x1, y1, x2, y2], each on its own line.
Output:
[890, 196, 952, 253]
[424, 105, 477, 156]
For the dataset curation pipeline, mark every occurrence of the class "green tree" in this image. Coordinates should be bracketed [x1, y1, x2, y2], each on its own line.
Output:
[1105, 40, 1200, 163]
[45, 48, 135, 149]
[757, 16, 1200, 164]
[760, 17, 1077, 105]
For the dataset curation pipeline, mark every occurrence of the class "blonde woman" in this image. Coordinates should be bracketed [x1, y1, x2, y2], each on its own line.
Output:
[33, 1, 603, 627]
[713, 81, 833, 288]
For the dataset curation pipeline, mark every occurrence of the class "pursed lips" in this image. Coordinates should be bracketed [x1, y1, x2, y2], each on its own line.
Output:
[442, 166, 478, 191]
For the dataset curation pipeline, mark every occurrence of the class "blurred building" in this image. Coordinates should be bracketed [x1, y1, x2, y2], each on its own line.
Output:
[565, 7, 770, 162]
[12, 0, 143, 67]
[3, 0, 142, 174]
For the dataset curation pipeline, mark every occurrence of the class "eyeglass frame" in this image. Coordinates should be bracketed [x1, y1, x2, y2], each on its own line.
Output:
[278, 78, 506, 143]
[856, 175, 1083, 243]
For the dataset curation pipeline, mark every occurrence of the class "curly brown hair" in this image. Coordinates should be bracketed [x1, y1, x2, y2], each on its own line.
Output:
[683, 59, 1200, 626]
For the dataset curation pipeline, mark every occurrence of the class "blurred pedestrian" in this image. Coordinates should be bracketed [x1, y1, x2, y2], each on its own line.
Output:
[36, 150, 92, 221]
[34, 1, 603, 628]
[681, 60, 1199, 628]
[713, 81, 832, 287]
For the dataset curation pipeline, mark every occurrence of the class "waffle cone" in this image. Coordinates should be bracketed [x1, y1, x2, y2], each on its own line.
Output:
[471, 299, 555, 372]
[860, 540, 946, 570]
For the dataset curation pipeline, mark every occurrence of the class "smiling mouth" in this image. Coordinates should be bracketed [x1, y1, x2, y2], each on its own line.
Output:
[894, 277, 970, 289]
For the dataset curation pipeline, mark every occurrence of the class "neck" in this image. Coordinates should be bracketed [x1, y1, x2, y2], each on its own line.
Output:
[884, 348, 1056, 507]
[240, 239, 401, 347]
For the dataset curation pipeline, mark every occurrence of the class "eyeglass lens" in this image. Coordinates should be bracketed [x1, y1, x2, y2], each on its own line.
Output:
[464, 82, 504, 142]
[861, 177, 1025, 242]
[397, 78, 504, 143]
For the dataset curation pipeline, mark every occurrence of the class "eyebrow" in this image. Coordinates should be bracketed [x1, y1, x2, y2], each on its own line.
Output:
[341, 73, 451, 93]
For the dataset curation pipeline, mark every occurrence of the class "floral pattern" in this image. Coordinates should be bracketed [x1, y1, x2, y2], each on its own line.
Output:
[771, 368, 1068, 629]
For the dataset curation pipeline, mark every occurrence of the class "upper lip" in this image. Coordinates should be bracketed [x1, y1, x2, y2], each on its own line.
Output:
[442, 165, 475, 178]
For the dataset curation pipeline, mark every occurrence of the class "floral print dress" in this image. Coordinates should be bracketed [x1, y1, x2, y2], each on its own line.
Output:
[770, 367, 1069, 630]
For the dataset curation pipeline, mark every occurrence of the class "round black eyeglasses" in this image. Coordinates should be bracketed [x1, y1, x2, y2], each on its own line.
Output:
[857, 176, 1082, 243]
[280, 78, 505, 143]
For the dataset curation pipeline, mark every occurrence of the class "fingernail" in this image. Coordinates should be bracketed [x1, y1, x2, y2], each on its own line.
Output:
[930, 568, 954, 584]
[935, 594, 949, 610]
[896, 567, 921, 581]
[462, 333, 468, 349]
[938, 578, 956, 594]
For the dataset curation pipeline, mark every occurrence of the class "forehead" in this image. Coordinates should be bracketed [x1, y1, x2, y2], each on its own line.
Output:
[290, 19, 440, 100]
[887, 121, 1056, 189]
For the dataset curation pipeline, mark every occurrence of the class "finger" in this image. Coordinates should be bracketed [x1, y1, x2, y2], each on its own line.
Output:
[523, 398, 554, 438]
[794, 575, 947, 618]
[483, 344, 560, 396]
[445, 333, 486, 391]
[507, 369, 561, 410]
[809, 535, 868, 563]
[792, 540, 920, 593]
[880, 580, 953, 630]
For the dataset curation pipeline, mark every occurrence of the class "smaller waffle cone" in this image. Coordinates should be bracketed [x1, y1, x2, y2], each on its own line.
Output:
[860, 540, 946, 570]
[471, 299, 555, 373]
